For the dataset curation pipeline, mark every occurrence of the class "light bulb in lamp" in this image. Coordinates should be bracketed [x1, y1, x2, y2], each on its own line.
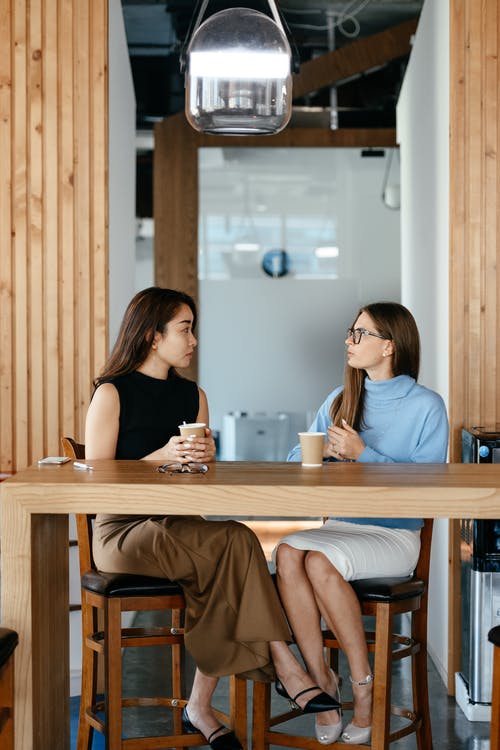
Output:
[184, 7, 293, 135]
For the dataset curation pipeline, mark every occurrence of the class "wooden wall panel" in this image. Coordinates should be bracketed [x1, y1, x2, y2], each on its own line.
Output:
[0, 3, 13, 471]
[450, 0, 500, 458]
[448, 0, 500, 690]
[0, 0, 108, 473]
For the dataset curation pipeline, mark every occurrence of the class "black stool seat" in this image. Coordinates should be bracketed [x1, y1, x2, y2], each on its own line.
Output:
[351, 575, 425, 602]
[271, 572, 424, 603]
[0, 629, 18, 669]
[489, 626, 500, 648]
[82, 570, 183, 598]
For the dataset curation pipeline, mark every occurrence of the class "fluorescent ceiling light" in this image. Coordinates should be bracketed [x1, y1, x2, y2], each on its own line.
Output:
[233, 242, 261, 252]
[189, 50, 290, 80]
[314, 246, 339, 258]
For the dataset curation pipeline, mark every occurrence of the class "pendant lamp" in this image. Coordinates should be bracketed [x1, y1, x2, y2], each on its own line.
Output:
[181, 1, 294, 135]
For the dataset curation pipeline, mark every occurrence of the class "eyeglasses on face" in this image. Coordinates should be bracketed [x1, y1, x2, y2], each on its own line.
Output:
[346, 327, 390, 345]
[157, 462, 208, 474]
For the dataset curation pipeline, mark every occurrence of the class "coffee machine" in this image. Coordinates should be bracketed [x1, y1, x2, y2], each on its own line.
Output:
[456, 427, 500, 720]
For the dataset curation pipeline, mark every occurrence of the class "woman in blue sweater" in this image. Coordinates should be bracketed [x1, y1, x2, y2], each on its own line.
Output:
[275, 302, 449, 745]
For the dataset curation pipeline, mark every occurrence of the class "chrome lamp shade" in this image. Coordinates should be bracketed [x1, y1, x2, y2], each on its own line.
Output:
[184, 7, 293, 136]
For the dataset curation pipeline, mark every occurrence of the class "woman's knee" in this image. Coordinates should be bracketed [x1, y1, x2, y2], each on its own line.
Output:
[275, 543, 305, 581]
[304, 550, 342, 587]
[225, 520, 262, 551]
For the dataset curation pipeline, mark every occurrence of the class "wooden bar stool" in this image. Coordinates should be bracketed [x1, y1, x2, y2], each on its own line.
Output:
[252, 519, 433, 750]
[0, 627, 19, 750]
[62, 437, 247, 750]
[489, 626, 500, 750]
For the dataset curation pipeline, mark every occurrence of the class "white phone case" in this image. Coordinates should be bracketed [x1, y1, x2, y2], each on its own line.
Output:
[38, 456, 71, 465]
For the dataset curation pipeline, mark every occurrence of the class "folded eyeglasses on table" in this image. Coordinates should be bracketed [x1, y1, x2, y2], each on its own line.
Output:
[157, 462, 209, 474]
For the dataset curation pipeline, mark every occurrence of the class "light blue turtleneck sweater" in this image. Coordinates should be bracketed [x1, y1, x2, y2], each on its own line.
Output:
[287, 374, 449, 530]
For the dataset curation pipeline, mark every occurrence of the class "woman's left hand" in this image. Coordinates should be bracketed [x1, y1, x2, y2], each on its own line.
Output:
[326, 419, 365, 461]
[181, 428, 216, 463]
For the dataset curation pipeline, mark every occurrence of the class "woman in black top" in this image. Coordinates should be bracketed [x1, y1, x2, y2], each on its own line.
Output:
[85, 287, 339, 750]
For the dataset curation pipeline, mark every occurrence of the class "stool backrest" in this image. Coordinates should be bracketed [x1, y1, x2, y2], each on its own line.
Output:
[61, 437, 95, 577]
[416, 518, 433, 584]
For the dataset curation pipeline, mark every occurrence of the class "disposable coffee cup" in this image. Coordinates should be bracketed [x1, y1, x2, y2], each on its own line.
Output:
[298, 432, 325, 467]
[179, 423, 206, 438]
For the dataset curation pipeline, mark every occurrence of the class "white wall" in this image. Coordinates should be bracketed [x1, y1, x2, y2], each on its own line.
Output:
[200, 278, 358, 451]
[108, 0, 137, 348]
[69, 0, 137, 695]
[397, 0, 450, 685]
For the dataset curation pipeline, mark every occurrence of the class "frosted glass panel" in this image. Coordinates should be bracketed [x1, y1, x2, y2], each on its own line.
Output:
[198, 147, 399, 281]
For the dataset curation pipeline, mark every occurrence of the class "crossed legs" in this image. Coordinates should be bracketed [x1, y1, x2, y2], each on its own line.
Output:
[275, 544, 372, 732]
[186, 639, 338, 742]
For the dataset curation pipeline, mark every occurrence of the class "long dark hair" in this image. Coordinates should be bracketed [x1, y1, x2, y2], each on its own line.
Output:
[94, 287, 197, 388]
[329, 301, 420, 430]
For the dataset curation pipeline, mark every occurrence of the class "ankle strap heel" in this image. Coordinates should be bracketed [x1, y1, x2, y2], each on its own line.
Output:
[348, 673, 373, 686]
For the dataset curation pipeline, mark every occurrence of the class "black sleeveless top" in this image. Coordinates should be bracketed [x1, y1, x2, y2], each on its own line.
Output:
[108, 371, 199, 459]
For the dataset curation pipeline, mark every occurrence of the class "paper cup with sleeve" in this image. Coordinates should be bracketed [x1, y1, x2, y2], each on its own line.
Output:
[298, 432, 325, 466]
[179, 423, 206, 438]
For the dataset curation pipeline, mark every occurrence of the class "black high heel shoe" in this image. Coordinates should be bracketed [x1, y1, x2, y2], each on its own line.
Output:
[275, 679, 341, 714]
[182, 706, 243, 750]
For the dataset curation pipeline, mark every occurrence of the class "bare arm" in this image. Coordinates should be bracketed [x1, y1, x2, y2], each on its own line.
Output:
[85, 383, 120, 459]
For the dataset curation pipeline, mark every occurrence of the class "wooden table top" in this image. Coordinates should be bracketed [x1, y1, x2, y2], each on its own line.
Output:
[3, 460, 500, 518]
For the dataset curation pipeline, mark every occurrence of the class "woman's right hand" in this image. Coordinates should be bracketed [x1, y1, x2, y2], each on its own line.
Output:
[159, 435, 195, 463]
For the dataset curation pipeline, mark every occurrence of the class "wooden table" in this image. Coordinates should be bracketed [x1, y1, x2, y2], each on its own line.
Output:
[2, 459, 500, 749]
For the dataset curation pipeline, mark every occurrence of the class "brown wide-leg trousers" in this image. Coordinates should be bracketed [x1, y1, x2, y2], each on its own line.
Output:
[93, 514, 291, 681]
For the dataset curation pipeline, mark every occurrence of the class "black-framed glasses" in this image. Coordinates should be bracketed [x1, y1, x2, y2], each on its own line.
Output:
[157, 462, 209, 474]
[346, 327, 390, 345]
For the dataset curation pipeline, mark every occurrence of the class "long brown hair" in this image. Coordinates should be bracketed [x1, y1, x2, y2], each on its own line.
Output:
[94, 287, 197, 388]
[329, 302, 420, 430]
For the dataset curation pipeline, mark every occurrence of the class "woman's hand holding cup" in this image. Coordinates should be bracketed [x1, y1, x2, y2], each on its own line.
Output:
[178, 423, 216, 463]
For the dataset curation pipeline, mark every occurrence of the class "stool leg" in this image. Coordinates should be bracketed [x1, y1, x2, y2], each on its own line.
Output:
[77, 596, 98, 750]
[370, 605, 392, 750]
[252, 681, 270, 750]
[491, 645, 500, 750]
[105, 598, 123, 749]
[171, 608, 184, 750]
[229, 676, 248, 750]
[412, 607, 432, 750]
[0, 656, 14, 750]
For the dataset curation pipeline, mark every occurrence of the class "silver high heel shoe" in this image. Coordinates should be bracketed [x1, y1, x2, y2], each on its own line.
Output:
[341, 673, 373, 745]
[314, 669, 343, 745]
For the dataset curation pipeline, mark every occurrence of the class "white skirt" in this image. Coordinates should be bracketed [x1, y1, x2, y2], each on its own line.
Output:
[273, 520, 421, 581]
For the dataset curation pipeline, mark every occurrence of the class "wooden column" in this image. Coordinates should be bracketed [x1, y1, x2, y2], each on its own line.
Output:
[0, 0, 108, 473]
[448, 0, 500, 690]
[449, 0, 500, 457]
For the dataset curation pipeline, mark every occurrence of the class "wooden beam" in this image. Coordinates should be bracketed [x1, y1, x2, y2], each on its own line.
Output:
[197, 125, 397, 148]
[292, 17, 419, 100]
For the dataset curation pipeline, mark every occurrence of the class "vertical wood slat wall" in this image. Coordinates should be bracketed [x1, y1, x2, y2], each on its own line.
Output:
[0, 0, 108, 473]
[449, 0, 500, 459]
[448, 0, 500, 690]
